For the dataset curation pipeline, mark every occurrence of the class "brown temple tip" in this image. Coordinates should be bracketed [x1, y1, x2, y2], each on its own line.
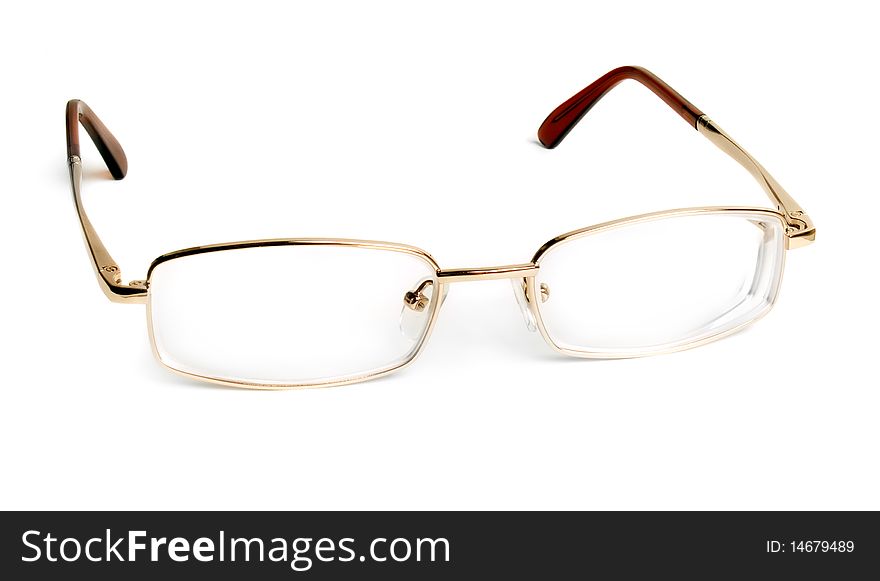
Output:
[66, 99, 128, 180]
[537, 66, 704, 149]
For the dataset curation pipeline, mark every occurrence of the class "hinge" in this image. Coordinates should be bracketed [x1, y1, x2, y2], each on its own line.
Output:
[782, 211, 816, 249]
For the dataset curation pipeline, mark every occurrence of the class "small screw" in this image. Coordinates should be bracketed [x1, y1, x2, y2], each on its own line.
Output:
[785, 226, 797, 235]
[404, 291, 428, 312]
[101, 265, 119, 273]
[790, 210, 804, 217]
[539, 283, 550, 303]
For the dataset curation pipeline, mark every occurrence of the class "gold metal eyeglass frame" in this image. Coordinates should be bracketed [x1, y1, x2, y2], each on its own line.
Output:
[65, 66, 815, 389]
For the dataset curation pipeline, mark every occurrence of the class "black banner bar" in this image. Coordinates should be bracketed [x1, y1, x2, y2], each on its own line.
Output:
[2, 512, 877, 579]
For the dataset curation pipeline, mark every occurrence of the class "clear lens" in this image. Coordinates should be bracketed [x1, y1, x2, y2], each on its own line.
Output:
[534, 211, 785, 355]
[148, 244, 439, 386]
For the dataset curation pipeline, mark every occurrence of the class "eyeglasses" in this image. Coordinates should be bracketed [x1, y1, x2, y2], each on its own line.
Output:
[65, 66, 815, 389]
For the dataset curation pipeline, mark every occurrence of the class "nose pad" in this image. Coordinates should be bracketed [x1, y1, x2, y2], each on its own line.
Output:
[399, 279, 447, 341]
[510, 278, 537, 332]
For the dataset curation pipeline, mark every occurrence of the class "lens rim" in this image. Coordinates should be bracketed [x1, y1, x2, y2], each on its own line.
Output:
[145, 239, 443, 390]
[528, 207, 788, 358]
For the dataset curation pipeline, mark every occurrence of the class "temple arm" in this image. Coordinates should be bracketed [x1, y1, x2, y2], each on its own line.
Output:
[66, 100, 147, 303]
[537, 66, 815, 248]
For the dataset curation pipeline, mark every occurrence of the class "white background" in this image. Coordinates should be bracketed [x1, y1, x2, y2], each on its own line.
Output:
[1, 1, 877, 510]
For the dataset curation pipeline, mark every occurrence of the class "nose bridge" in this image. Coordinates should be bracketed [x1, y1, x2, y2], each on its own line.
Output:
[436, 263, 538, 283]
